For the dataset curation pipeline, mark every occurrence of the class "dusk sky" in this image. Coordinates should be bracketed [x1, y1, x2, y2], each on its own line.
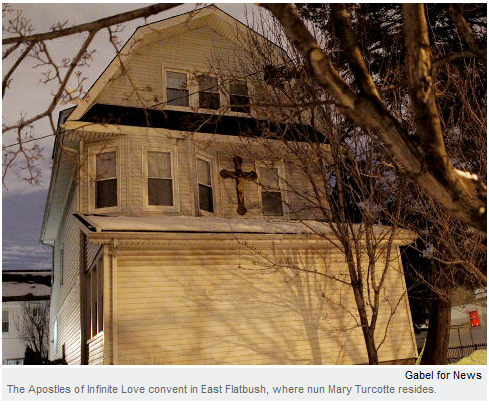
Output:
[2, 3, 255, 270]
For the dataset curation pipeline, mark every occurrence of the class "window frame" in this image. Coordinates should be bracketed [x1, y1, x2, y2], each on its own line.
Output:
[196, 74, 220, 111]
[195, 151, 218, 216]
[88, 142, 122, 213]
[256, 161, 289, 218]
[142, 144, 180, 212]
[163, 67, 192, 110]
[228, 79, 251, 114]
[2, 310, 9, 333]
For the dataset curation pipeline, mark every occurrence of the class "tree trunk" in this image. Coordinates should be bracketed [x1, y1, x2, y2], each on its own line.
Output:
[421, 288, 452, 365]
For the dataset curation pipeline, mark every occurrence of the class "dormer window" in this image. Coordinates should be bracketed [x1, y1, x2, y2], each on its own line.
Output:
[95, 151, 117, 209]
[229, 80, 250, 113]
[166, 71, 189, 107]
[198, 75, 219, 110]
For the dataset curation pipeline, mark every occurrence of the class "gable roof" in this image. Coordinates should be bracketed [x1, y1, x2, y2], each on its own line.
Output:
[68, 5, 277, 122]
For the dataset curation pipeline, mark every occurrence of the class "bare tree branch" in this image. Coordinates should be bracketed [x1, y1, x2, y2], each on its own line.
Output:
[2, 3, 182, 45]
[259, 3, 486, 232]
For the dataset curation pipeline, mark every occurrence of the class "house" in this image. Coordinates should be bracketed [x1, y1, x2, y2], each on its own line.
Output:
[2, 269, 51, 365]
[41, 5, 418, 365]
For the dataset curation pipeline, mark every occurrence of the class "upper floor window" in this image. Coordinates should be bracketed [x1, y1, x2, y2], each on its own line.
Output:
[88, 143, 121, 213]
[259, 166, 284, 216]
[198, 75, 219, 110]
[197, 157, 214, 213]
[2, 310, 9, 333]
[166, 71, 189, 107]
[147, 151, 173, 206]
[143, 146, 179, 212]
[229, 80, 250, 113]
[95, 151, 117, 209]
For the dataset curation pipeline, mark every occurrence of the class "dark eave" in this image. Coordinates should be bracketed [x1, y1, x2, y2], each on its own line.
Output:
[80, 104, 328, 143]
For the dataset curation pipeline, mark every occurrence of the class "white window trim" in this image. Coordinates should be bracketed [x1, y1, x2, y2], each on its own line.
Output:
[142, 143, 180, 212]
[195, 150, 219, 216]
[88, 141, 122, 213]
[256, 160, 289, 219]
[163, 67, 193, 110]
[227, 79, 253, 115]
[162, 66, 253, 117]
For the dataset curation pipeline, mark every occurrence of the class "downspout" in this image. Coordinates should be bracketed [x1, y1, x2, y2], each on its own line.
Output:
[110, 238, 119, 365]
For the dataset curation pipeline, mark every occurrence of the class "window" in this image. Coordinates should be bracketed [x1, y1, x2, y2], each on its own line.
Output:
[88, 143, 121, 213]
[469, 310, 480, 327]
[32, 307, 41, 319]
[53, 318, 58, 355]
[166, 71, 189, 107]
[60, 244, 64, 286]
[259, 166, 284, 216]
[229, 80, 250, 113]
[197, 157, 214, 213]
[2, 310, 9, 333]
[198, 75, 219, 110]
[147, 151, 173, 206]
[95, 151, 117, 209]
[86, 257, 104, 339]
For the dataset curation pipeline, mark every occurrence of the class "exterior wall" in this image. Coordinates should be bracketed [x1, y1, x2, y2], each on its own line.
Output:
[49, 189, 82, 364]
[111, 236, 416, 365]
[97, 26, 248, 108]
[2, 300, 48, 364]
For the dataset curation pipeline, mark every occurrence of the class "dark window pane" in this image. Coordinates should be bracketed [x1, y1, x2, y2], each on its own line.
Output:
[230, 81, 248, 96]
[199, 184, 213, 212]
[230, 94, 250, 113]
[96, 179, 117, 208]
[199, 92, 219, 109]
[167, 88, 189, 106]
[262, 191, 283, 216]
[148, 178, 173, 206]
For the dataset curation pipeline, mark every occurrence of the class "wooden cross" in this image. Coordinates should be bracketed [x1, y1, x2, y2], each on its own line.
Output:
[220, 156, 257, 215]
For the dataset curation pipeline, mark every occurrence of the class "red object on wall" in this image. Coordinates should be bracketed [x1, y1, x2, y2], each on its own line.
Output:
[469, 310, 480, 327]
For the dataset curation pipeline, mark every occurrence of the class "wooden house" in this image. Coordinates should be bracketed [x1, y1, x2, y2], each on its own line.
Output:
[41, 5, 418, 365]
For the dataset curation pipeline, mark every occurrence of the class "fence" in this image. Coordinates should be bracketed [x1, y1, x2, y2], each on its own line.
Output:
[447, 342, 487, 364]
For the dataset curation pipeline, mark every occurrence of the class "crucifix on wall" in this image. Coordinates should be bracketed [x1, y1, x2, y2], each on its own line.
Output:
[220, 156, 257, 215]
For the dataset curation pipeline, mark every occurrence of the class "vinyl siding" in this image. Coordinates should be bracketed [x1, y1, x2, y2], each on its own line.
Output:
[97, 26, 248, 108]
[112, 237, 416, 365]
[50, 190, 82, 364]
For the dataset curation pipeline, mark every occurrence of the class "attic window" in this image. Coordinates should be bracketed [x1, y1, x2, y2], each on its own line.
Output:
[95, 151, 117, 209]
[229, 80, 250, 113]
[167, 71, 189, 107]
[198, 75, 219, 110]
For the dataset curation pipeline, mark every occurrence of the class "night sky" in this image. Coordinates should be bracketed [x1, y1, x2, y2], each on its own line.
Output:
[2, 3, 253, 270]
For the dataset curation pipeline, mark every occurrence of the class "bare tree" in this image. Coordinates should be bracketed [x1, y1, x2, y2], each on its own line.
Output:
[14, 301, 50, 364]
[2, 3, 182, 185]
[204, 18, 416, 364]
[259, 3, 486, 232]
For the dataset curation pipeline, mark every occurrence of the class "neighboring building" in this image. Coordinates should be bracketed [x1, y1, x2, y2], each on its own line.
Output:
[41, 6, 417, 365]
[449, 287, 487, 348]
[2, 270, 51, 365]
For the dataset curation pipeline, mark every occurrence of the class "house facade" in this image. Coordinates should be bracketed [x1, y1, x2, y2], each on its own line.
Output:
[41, 6, 418, 365]
[2, 270, 51, 365]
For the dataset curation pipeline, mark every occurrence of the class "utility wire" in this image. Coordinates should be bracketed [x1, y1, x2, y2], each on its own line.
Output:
[3, 59, 296, 150]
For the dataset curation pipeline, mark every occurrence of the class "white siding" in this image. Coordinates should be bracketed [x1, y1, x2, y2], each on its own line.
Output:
[112, 237, 416, 365]
[50, 190, 82, 364]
